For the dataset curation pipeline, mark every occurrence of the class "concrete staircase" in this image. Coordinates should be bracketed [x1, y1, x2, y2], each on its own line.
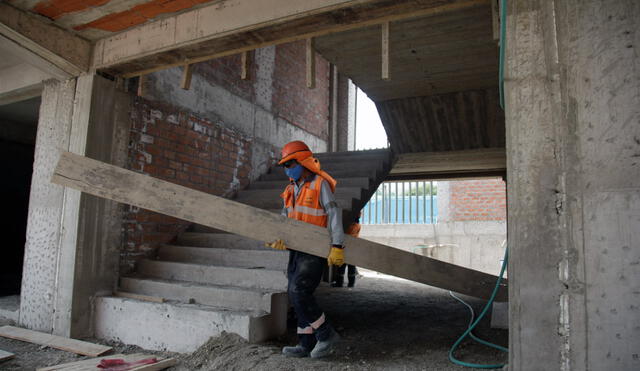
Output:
[95, 149, 392, 352]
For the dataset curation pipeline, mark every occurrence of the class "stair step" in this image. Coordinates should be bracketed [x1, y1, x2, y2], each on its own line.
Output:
[137, 259, 287, 291]
[95, 297, 285, 352]
[157, 245, 287, 270]
[261, 167, 377, 181]
[177, 233, 271, 249]
[248, 176, 371, 190]
[119, 277, 286, 313]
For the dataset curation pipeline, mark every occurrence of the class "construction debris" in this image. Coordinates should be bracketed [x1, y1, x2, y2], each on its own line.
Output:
[36, 353, 176, 371]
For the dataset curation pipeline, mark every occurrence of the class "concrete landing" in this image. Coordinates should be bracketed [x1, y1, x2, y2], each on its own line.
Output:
[95, 297, 285, 352]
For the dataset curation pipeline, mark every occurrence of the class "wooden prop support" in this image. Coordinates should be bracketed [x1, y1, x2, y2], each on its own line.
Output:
[381, 22, 390, 80]
[306, 38, 316, 89]
[51, 152, 507, 301]
[180, 64, 193, 90]
[240, 52, 249, 80]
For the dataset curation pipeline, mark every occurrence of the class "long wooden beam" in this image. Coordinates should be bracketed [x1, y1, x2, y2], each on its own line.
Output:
[92, 0, 485, 78]
[389, 148, 507, 180]
[52, 151, 507, 301]
[0, 3, 91, 77]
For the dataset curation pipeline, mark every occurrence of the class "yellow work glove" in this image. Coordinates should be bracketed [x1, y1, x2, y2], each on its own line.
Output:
[265, 239, 287, 250]
[327, 246, 345, 266]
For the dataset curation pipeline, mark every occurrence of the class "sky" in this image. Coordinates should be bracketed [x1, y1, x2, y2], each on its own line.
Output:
[355, 88, 388, 150]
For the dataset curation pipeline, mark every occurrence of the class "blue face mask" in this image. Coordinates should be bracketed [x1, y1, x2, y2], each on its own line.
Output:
[285, 164, 304, 181]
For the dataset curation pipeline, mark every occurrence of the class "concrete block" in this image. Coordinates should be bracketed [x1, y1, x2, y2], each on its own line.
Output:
[95, 297, 285, 352]
[137, 259, 288, 291]
[491, 301, 508, 329]
[157, 245, 287, 270]
[119, 277, 286, 313]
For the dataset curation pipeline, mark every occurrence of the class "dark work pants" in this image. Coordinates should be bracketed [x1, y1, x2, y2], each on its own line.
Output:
[287, 250, 332, 347]
[336, 264, 358, 284]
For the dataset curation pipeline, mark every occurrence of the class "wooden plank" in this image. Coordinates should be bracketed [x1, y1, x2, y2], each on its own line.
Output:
[180, 64, 193, 90]
[137, 75, 146, 97]
[37, 353, 175, 371]
[51, 152, 507, 301]
[491, 0, 500, 41]
[0, 349, 14, 362]
[381, 22, 390, 80]
[0, 326, 111, 357]
[306, 38, 316, 89]
[95, 0, 485, 78]
[389, 149, 506, 178]
[0, 3, 90, 76]
[240, 51, 249, 80]
[114, 291, 165, 303]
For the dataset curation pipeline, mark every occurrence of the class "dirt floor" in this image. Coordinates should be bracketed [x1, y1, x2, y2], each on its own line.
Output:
[0, 270, 507, 370]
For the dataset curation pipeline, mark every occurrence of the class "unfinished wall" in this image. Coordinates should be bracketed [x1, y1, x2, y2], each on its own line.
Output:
[124, 41, 332, 268]
[360, 222, 506, 275]
[506, 1, 639, 370]
[438, 178, 506, 222]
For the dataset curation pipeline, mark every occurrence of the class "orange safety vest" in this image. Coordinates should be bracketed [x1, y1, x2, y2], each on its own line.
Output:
[281, 175, 328, 228]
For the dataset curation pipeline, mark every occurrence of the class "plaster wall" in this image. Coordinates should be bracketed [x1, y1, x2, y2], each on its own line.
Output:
[506, 1, 640, 369]
[360, 222, 506, 276]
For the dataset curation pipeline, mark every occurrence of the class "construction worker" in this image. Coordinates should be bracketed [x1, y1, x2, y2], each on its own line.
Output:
[332, 216, 360, 288]
[266, 140, 344, 359]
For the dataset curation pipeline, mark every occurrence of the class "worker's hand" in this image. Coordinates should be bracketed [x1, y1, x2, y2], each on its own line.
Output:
[327, 246, 345, 266]
[265, 239, 287, 250]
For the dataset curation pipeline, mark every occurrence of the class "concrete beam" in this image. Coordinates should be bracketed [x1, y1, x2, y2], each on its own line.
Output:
[0, 63, 50, 104]
[389, 148, 506, 180]
[0, 3, 91, 77]
[52, 152, 508, 301]
[92, 0, 483, 77]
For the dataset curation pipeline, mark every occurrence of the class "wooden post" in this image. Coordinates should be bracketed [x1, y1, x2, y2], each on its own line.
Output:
[180, 64, 193, 90]
[381, 22, 390, 80]
[52, 152, 508, 301]
[306, 38, 315, 89]
[240, 51, 249, 80]
[137, 75, 145, 97]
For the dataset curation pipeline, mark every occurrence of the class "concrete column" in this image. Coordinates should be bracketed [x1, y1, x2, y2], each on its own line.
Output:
[20, 78, 76, 332]
[20, 75, 129, 337]
[506, 1, 639, 370]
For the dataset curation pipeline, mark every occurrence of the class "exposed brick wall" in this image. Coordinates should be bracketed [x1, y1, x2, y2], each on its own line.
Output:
[448, 178, 506, 221]
[194, 52, 256, 103]
[123, 98, 253, 268]
[273, 41, 330, 140]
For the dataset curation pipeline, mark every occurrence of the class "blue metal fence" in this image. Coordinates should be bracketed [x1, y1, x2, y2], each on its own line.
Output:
[362, 181, 438, 224]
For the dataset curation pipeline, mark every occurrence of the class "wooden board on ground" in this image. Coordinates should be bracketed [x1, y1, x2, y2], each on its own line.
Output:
[0, 326, 111, 357]
[37, 353, 176, 371]
[52, 151, 507, 301]
[0, 349, 14, 362]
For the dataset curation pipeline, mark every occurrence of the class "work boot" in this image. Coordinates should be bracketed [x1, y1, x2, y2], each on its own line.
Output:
[310, 326, 340, 358]
[282, 333, 315, 358]
[282, 344, 311, 358]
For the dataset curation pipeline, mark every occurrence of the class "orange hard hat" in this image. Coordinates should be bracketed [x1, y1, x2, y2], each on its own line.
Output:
[278, 140, 313, 165]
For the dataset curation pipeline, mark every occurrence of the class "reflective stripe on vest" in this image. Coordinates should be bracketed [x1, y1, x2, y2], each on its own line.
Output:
[281, 176, 328, 228]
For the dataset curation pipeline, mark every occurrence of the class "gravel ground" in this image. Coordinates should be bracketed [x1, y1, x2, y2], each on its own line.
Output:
[0, 270, 507, 370]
